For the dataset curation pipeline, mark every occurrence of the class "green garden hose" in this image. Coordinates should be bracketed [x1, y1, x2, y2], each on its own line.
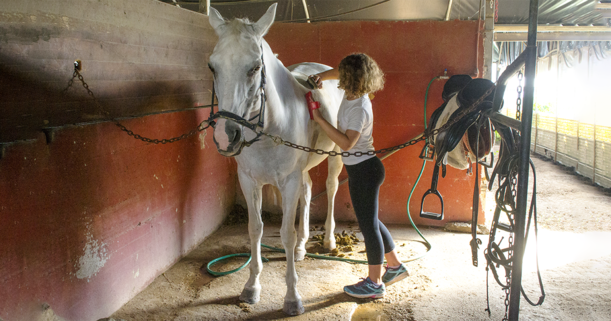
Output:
[207, 76, 443, 277]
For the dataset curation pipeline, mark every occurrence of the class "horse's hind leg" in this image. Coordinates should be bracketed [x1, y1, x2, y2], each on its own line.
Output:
[238, 172, 264, 304]
[324, 149, 343, 251]
[280, 172, 305, 315]
[295, 171, 312, 261]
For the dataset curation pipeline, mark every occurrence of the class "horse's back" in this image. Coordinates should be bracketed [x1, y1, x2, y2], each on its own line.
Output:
[288, 62, 333, 78]
[287, 63, 344, 172]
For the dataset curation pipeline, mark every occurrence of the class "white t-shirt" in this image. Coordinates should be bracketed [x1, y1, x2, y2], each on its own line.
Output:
[337, 94, 375, 166]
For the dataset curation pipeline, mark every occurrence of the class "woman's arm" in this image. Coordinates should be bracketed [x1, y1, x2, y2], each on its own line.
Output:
[312, 109, 360, 151]
[308, 69, 340, 89]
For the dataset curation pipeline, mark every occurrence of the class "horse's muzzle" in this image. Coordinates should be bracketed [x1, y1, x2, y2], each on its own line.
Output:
[215, 142, 244, 157]
[213, 120, 245, 157]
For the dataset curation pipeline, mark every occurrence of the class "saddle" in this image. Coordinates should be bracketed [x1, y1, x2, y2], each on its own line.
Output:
[420, 77, 495, 217]
[420, 75, 497, 267]
[434, 77, 495, 167]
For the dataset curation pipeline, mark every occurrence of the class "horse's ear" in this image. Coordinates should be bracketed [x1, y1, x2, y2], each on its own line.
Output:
[254, 3, 277, 37]
[208, 7, 226, 34]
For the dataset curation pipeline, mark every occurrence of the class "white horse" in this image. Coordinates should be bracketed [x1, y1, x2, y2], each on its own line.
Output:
[207, 4, 344, 315]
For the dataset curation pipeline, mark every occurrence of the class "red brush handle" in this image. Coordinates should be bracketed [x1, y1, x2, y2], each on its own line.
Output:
[305, 92, 320, 120]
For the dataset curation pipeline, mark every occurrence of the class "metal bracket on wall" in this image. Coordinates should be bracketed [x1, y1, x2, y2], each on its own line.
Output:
[42, 128, 56, 144]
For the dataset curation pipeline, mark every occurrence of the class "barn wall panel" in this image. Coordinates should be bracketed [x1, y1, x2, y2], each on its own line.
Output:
[0, 1, 235, 321]
[260, 20, 486, 226]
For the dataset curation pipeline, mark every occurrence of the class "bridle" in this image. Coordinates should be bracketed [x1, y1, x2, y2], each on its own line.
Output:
[208, 45, 268, 147]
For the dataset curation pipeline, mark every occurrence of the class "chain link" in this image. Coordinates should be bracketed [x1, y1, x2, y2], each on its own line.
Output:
[494, 0, 499, 23]
[501, 164, 519, 321]
[516, 69, 523, 121]
[64, 66, 496, 154]
[63, 69, 212, 144]
[267, 84, 497, 156]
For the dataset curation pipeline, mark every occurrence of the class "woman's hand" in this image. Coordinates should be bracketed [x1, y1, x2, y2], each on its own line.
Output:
[311, 107, 323, 123]
[308, 74, 323, 89]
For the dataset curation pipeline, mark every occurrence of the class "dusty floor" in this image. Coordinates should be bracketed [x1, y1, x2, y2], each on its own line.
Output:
[107, 156, 611, 321]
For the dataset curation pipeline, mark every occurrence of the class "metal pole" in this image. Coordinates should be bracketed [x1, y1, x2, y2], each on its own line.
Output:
[483, 0, 495, 80]
[301, 0, 311, 23]
[508, 0, 538, 319]
[200, 0, 210, 15]
[445, 0, 454, 21]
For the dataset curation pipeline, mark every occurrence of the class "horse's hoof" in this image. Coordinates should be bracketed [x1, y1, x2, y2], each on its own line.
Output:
[283, 300, 305, 315]
[239, 287, 261, 304]
[324, 239, 336, 251]
[295, 247, 306, 261]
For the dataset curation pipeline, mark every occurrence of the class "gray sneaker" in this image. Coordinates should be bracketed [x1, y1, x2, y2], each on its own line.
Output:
[343, 277, 386, 299]
[382, 263, 410, 286]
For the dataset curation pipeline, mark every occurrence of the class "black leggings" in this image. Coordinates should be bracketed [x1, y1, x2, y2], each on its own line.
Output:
[345, 156, 395, 265]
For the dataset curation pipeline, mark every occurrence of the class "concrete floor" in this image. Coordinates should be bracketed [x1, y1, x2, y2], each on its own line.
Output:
[108, 157, 611, 320]
[106, 223, 611, 320]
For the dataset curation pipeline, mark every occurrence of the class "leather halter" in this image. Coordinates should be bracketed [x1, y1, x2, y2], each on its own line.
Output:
[209, 45, 268, 147]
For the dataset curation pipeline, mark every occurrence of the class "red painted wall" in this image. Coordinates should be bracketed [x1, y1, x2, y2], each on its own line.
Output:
[265, 20, 486, 227]
[0, 2, 234, 320]
[0, 112, 236, 320]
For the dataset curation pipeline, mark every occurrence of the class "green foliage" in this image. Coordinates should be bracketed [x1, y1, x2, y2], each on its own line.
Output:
[533, 102, 553, 114]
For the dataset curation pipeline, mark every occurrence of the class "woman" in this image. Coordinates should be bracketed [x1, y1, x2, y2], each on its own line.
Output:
[308, 53, 409, 299]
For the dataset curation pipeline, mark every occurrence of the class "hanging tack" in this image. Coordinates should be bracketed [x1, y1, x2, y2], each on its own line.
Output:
[42, 128, 55, 144]
[74, 59, 82, 71]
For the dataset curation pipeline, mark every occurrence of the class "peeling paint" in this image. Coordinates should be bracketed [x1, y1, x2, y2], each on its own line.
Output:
[199, 131, 207, 149]
[75, 228, 109, 281]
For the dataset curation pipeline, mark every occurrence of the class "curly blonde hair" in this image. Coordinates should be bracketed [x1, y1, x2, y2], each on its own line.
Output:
[338, 53, 385, 97]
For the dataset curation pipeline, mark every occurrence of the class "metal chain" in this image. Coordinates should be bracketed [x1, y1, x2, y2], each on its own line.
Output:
[494, 0, 499, 23]
[64, 65, 496, 153]
[516, 70, 523, 121]
[265, 84, 497, 156]
[63, 69, 212, 144]
[502, 165, 519, 321]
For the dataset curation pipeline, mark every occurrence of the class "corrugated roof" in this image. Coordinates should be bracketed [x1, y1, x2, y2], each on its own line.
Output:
[161, 0, 609, 26]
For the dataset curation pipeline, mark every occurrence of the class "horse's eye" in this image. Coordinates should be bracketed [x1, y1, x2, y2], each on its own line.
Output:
[248, 65, 261, 77]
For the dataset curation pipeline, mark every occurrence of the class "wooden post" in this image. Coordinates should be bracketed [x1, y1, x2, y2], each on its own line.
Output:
[554, 41, 560, 162]
[593, 123, 597, 184]
[534, 113, 539, 152]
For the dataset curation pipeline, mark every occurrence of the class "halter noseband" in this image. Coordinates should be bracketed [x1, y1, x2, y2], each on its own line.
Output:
[209, 45, 267, 147]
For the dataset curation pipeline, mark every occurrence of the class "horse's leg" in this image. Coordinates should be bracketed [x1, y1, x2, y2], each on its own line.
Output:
[324, 148, 343, 250]
[237, 172, 264, 304]
[279, 172, 305, 315]
[295, 171, 312, 261]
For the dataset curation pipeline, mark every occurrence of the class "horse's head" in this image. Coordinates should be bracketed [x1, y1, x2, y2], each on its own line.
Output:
[207, 4, 277, 157]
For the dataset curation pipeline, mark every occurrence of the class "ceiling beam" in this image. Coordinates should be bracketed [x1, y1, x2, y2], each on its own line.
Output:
[494, 24, 611, 41]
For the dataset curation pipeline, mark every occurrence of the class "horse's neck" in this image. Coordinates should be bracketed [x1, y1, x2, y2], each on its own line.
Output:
[261, 40, 302, 137]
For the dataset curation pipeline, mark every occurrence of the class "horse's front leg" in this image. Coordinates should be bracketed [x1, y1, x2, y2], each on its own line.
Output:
[295, 171, 312, 261]
[279, 172, 305, 315]
[324, 148, 343, 250]
[238, 171, 264, 304]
